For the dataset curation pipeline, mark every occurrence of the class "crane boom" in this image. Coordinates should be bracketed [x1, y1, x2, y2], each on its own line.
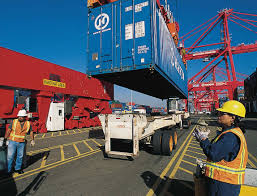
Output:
[184, 42, 257, 60]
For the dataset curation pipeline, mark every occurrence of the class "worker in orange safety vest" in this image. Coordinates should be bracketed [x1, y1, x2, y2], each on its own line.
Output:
[3, 109, 35, 174]
[193, 100, 248, 196]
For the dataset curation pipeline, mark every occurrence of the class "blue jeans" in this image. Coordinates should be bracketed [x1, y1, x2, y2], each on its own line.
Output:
[7, 140, 26, 172]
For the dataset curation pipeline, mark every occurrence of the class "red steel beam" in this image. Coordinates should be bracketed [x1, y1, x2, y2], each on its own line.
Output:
[188, 50, 226, 83]
[187, 15, 223, 53]
[184, 42, 257, 60]
[180, 14, 219, 40]
[184, 9, 256, 111]
[188, 81, 244, 92]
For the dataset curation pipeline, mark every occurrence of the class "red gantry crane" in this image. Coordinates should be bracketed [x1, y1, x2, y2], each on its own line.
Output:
[180, 9, 257, 112]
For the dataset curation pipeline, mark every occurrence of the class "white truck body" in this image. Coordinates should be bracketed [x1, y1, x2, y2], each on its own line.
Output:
[99, 112, 189, 157]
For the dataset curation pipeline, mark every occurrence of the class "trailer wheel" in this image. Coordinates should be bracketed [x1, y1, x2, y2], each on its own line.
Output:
[172, 131, 177, 150]
[183, 119, 191, 129]
[152, 131, 162, 155]
[162, 132, 173, 156]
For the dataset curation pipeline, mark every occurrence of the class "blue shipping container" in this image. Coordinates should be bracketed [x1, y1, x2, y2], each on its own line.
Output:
[87, 0, 188, 99]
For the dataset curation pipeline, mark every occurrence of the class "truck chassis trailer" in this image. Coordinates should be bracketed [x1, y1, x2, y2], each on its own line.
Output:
[99, 111, 190, 157]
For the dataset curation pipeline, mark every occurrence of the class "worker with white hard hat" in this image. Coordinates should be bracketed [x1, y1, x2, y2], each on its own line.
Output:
[193, 100, 248, 196]
[3, 109, 35, 174]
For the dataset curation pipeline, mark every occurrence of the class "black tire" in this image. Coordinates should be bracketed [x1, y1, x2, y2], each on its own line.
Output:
[152, 131, 162, 155]
[161, 132, 173, 156]
[171, 130, 177, 150]
[183, 119, 191, 129]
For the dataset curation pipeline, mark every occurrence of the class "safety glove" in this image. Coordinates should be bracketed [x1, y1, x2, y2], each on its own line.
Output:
[193, 128, 210, 142]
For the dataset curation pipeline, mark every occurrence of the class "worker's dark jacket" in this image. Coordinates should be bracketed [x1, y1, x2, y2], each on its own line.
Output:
[200, 126, 241, 196]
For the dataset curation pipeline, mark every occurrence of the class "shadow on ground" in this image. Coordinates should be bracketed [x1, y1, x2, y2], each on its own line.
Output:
[0, 173, 17, 196]
[24, 151, 50, 169]
[141, 171, 194, 196]
[18, 171, 48, 196]
[88, 129, 104, 139]
[97, 146, 134, 161]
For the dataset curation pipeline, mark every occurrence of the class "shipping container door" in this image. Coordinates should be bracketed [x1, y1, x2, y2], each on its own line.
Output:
[134, 0, 152, 66]
[121, 0, 134, 68]
[88, 6, 113, 73]
[101, 4, 113, 70]
[113, 2, 121, 70]
[88, 7, 101, 73]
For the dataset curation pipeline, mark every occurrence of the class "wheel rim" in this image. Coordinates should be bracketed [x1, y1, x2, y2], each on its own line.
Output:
[174, 131, 178, 145]
[169, 135, 173, 152]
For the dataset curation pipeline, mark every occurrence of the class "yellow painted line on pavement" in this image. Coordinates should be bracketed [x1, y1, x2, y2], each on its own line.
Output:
[59, 131, 62, 136]
[189, 142, 201, 147]
[184, 154, 198, 159]
[191, 139, 200, 143]
[42, 134, 46, 138]
[187, 150, 205, 156]
[73, 143, 81, 156]
[40, 152, 48, 168]
[160, 136, 194, 195]
[188, 145, 202, 151]
[92, 139, 102, 146]
[146, 119, 200, 196]
[83, 140, 94, 151]
[30, 127, 100, 141]
[241, 184, 257, 195]
[78, 129, 82, 133]
[248, 159, 256, 168]
[181, 159, 197, 167]
[27, 139, 94, 155]
[21, 150, 93, 178]
[60, 145, 65, 161]
[12, 173, 19, 178]
[1, 149, 101, 185]
[191, 140, 200, 144]
[249, 152, 257, 164]
[178, 167, 193, 175]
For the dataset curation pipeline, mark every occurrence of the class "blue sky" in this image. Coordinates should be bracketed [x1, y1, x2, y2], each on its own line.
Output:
[0, 0, 256, 107]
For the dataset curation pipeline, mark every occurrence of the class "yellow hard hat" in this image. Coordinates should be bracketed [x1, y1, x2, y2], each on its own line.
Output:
[217, 100, 246, 117]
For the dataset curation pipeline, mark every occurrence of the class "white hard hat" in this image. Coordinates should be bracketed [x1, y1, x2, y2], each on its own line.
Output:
[17, 109, 27, 117]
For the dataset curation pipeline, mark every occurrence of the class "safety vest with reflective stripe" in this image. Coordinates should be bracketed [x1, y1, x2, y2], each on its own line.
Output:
[9, 119, 30, 142]
[205, 128, 248, 185]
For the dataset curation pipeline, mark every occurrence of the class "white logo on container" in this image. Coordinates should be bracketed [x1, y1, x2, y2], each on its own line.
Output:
[95, 13, 109, 30]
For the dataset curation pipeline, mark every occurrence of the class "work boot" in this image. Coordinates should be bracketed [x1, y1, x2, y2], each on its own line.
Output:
[14, 169, 24, 174]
